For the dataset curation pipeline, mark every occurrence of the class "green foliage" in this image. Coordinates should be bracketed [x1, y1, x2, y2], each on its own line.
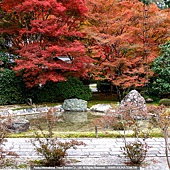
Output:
[0, 69, 24, 105]
[159, 98, 170, 106]
[0, 51, 9, 68]
[153, 0, 170, 9]
[162, 0, 170, 8]
[139, 0, 152, 5]
[2, 54, 17, 68]
[29, 77, 92, 103]
[0, 74, 92, 104]
[151, 41, 170, 96]
[140, 0, 166, 8]
[0, 43, 17, 69]
[57, 77, 92, 100]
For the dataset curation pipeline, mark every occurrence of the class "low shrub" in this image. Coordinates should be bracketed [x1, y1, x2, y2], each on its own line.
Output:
[0, 69, 24, 105]
[159, 98, 170, 106]
[94, 102, 151, 165]
[121, 140, 149, 165]
[30, 108, 85, 166]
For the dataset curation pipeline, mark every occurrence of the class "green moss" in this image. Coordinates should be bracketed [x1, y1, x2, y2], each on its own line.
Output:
[8, 129, 164, 138]
[159, 98, 170, 106]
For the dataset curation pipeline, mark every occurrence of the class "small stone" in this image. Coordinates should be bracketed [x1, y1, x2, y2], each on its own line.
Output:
[146, 98, 154, 103]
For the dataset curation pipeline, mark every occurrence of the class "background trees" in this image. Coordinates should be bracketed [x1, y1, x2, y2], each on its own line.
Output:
[0, 0, 92, 88]
[1, 0, 170, 104]
[84, 0, 170, 100]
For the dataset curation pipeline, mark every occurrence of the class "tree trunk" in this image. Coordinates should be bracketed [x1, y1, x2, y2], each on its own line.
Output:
[116, 86, 122, 102]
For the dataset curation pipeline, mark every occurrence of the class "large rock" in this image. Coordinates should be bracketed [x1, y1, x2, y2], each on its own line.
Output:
[118, 90, 147, 114]
[3, 118, 30, 133]
[62, 98, 87, 112]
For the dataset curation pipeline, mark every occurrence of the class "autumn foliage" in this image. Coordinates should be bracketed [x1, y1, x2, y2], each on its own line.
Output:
[0, 0, 92, 87]
[84, 0, 170, 99]
[1, 0, 170, 93]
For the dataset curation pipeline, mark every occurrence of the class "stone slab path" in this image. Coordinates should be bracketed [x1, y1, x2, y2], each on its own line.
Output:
[2, 138, 169, 170]
[3, 138, 166, 158]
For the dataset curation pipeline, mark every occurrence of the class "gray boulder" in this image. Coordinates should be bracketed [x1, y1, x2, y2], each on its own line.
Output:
[62, 98, 87, 112]
[118, 90, 147, 116]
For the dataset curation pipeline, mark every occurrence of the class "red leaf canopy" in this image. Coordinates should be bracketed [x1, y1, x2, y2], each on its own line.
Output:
[0, 0, 92, 87]
[84, 0, 170, 90]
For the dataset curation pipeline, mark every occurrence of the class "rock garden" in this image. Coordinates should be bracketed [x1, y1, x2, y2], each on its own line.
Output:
[1, 90, 170, 170]
[1, 0, 170, 169]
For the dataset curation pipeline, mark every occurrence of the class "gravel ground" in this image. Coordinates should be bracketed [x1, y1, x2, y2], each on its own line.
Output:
[0, 156, 169, 170]
[68, 157, 169, 170]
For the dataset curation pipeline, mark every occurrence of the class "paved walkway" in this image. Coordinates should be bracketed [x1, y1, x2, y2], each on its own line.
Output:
[4, 138, 166, 158]
[2, 138, 169, 169]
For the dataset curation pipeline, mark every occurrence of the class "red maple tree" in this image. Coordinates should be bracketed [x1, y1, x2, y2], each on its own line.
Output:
[84, 0, 170, 100]
[0, 0, 92, 87]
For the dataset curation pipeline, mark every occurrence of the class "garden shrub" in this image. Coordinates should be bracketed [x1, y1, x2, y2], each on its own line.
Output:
[159, 98, 170, 106]
[121, 140, 149, 165]
[56, 77, 92, 101]
[30, 77, 92, 103]
[94, 102, 151, 165]
[30, 108, 85, 166]
[30, 82, 58, 103]
[0, 69, 24, 105]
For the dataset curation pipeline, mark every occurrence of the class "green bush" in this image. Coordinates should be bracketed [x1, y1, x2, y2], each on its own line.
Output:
[159, 98, 170, 106]
[56, 77, 92, 101]
[29, 77, 92, 103]
[30, 82, 58, 103]
[0, 69, 24, 105]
